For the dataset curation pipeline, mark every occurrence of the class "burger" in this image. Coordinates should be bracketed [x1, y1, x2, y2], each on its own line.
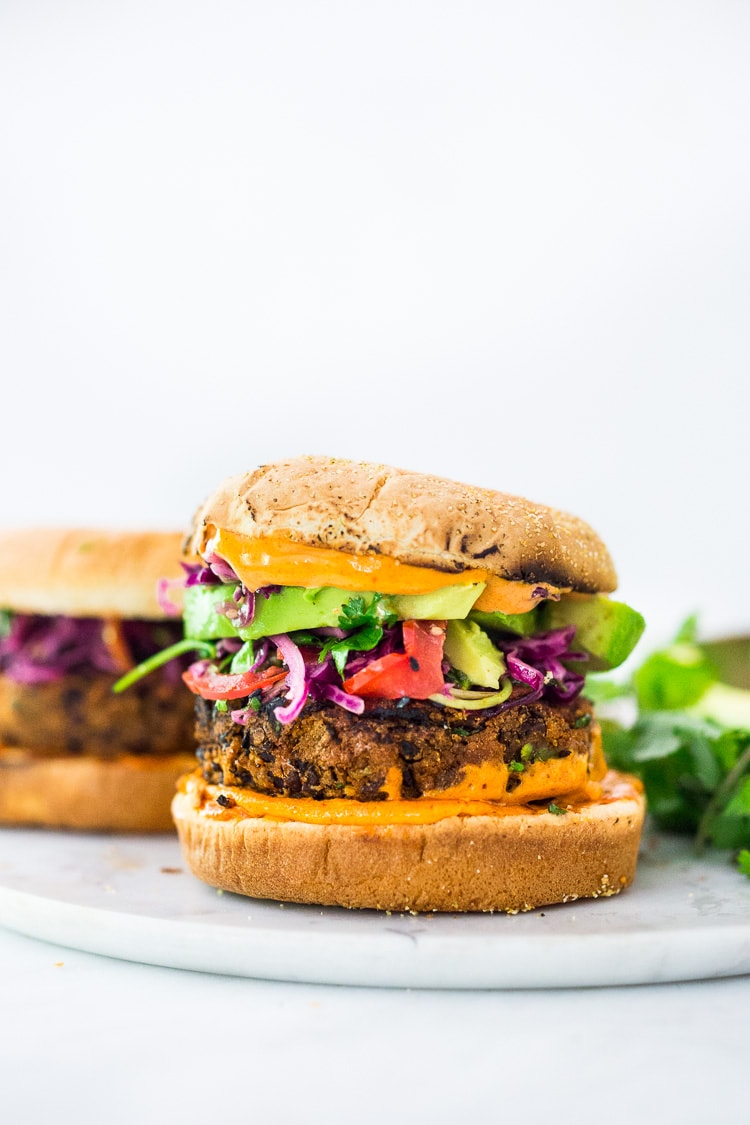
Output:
[0, 528, 197, 831]
[171, 456, 646, 912]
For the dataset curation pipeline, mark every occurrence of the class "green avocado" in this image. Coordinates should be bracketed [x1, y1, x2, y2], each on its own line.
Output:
[540, 595, 645, 672]
[443, 619, 506, 688]
[390, 583, 484, 621]
[469, 608, 540, 637]
[184, 582, 486, 641]
[183, 584, 244, 640]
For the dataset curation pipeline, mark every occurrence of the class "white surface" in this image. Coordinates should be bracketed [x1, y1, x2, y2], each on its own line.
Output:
[0, 826, 748, 989]
[1, 922, 749, 1125]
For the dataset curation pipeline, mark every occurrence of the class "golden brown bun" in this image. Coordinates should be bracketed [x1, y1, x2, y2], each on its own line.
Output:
[0, 746, 195, 832]
[0, 528, 185, 618]
[188, 456, 616, 593]
[172, 771, 644, 912]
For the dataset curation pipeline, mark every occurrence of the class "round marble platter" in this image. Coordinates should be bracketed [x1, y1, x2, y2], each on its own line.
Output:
[0, 825, 748, 989]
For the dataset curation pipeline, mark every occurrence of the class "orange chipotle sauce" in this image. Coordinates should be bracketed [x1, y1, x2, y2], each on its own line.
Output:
[202, 528, 569, 615]
[182, 770, 641, 828]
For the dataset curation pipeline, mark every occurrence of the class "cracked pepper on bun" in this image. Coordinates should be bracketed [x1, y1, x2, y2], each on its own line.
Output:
[0, 529, 196, 831]
[169, 456, 646, 912]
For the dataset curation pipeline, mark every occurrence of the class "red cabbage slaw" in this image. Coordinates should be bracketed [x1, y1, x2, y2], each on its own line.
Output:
[186, 615, 587, 728]
[0, 614, 185, 685]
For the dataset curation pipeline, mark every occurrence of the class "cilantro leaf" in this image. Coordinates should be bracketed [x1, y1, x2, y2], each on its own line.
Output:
[316, 595, 400, 680]
[320, 622, 385, 678]
[601, 621, 750, 866]
[737, 849, 750, 877]
[338, 593, 397, 631]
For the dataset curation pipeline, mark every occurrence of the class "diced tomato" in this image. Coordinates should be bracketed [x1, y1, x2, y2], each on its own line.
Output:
[403, 619, 446, 673]
[343, 621, 446, 700]
[182, 664, 287, 701]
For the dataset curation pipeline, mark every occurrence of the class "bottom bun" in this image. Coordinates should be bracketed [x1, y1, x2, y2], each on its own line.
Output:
[0, 746, 196, 832]
[172, 770, 645, 913]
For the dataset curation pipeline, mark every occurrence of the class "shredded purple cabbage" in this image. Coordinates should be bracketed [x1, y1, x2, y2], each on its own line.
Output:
[181, 562, 222, 587]
[494, 626, 587, 707]
[181, 554, 241, 587]
[343, 624, 403, 679]
[0, 614, 185, 685]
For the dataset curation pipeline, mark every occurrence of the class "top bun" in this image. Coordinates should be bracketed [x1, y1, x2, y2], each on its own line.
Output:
[0, 529, 185, 619]
[189, 456, 617, 593]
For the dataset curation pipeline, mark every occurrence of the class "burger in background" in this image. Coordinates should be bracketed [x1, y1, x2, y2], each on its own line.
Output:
[0, 529, 197, 831]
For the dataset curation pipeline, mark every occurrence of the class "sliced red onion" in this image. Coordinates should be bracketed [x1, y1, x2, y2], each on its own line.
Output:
[505, 654, 544, 691]
[181, 561, 222, 587]
[156, 578, 183, 617]
[205, 553, 241, 583]
[270, 633, 309, 724]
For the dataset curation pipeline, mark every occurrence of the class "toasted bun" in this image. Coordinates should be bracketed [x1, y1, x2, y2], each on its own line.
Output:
[188, 456, 616, 593]
[172, 771, 644, 912]
[0, 528, 185, 618]
[0, 747, 196, 832]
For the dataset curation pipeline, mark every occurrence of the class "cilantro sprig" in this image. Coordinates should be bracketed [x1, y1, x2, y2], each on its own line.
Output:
[319, 594, 398, 678]
[598, 617, 750, 878]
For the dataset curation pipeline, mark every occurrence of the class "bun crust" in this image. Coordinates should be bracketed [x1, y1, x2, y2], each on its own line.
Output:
[188, 457, 616, 593]
[0, 747, 195, 832]
[172, 771, 644, 912]
[0, 528, 185, 618]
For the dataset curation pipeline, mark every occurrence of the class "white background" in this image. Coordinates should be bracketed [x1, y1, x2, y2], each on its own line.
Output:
[1, 2, 749, 641]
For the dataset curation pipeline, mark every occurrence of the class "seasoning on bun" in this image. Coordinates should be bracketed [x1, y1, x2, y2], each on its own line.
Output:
[170, 457, 646, 911]
[0, 529, 196, 831]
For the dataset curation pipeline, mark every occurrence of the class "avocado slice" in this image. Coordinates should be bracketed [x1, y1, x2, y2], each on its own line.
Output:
[184, 582, 486, 641]
[184, 585, 353, 641]
[540, 595, 645, 672]
[183, 584, 245, 640]
[469, 608, 540, 637]
[390, 584, 484, 621]
[444, 619, 506, 688]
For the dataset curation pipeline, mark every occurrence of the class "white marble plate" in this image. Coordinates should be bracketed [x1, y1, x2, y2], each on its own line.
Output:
[0, 825, 748, 989]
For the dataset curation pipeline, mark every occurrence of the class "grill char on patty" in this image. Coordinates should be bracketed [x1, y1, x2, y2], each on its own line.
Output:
[195, 694, 594, 801]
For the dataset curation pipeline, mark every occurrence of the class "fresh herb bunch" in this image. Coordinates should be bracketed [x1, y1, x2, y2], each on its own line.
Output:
[596, 616, 750, 877]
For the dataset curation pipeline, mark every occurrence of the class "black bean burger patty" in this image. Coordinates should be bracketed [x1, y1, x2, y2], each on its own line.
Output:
[0, 672, 196, 757]
[195, 694, 595, 801]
